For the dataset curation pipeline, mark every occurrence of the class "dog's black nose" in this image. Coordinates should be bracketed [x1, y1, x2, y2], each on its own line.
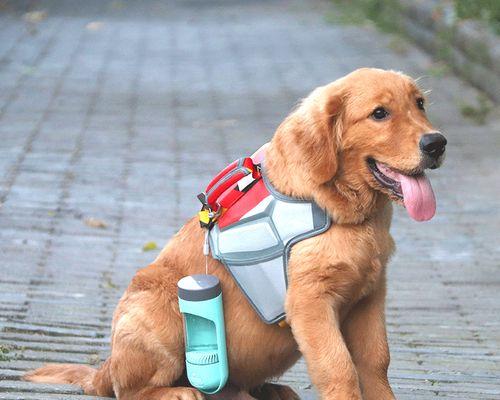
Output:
[420, 133, 447, 158]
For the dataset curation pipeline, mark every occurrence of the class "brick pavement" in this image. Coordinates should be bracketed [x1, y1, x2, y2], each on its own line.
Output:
[0, 1, 499, 399]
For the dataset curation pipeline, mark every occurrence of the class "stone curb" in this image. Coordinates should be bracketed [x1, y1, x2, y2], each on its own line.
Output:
[398, 0, 500, 103]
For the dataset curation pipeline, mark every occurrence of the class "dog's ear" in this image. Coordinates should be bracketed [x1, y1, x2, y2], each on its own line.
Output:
[277, 82, 346, 186]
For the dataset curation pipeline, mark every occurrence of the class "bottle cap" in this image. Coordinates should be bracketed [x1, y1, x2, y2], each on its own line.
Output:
[178, 274, 221, 301]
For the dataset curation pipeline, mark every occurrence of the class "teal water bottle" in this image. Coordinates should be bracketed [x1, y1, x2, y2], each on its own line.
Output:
[177, 274, 229, 394]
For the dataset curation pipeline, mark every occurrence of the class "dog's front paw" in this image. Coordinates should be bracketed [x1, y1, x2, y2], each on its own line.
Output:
[251, 383, 300, 400]
[206, 385, 256, 400]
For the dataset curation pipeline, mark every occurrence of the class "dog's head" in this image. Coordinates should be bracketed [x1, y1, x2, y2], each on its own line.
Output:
[271, 68, 446, 222]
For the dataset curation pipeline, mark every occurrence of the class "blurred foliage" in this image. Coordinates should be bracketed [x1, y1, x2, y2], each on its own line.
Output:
[455, 0, 500, 34]
[330, 0, 401, 32]
[459, 94, 492, 125]
[426, 62, 451, 78]
[331, 1, 500, 34]
[355, 0, 401, 32]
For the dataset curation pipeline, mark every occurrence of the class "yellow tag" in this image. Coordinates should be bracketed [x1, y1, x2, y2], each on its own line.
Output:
[198, 210, 211, 225]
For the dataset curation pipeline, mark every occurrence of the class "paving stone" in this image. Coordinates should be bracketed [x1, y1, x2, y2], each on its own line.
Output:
[0, 394, 109, 400]
[0, 0, 498, 399]
[0, 380, 82, 394]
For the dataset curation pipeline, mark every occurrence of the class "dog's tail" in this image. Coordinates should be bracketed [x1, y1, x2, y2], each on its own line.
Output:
[23, 358, 114, 397]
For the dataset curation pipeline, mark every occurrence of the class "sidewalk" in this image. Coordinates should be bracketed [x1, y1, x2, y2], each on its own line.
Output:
[0, 1, 499, 399]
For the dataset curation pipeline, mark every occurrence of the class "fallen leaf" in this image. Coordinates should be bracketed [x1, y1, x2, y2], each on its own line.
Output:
[23, 10, 48, 24]
[110, 0, 125, 10]
[142, 241, 158, 252]
[104, 276, 118, 289]
[213, 119, 238, 128]
[84, 217, 107, 229]
[87, 354, 100, 365]
[86, 21, 104, 31]
[21, 65, 37, 76]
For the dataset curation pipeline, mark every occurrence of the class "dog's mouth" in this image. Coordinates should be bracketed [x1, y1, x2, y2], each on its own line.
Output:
[367, 158, 436, 221]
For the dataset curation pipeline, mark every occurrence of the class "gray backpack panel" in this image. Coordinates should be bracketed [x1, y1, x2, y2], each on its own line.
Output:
[209, 174, 331, 324]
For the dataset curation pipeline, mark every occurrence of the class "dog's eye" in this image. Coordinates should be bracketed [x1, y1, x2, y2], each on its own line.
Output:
[371, 107, 390, 121]
[416, 98, 425, 111]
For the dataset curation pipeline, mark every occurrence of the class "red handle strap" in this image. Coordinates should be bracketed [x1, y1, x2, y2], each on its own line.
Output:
[203, 157, 257, 212]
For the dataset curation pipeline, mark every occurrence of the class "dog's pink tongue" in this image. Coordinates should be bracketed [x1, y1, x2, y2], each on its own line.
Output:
[398, 173, 436, 221]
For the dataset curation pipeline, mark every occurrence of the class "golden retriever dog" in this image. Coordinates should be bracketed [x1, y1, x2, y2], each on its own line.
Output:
[25, 68, 447, 400]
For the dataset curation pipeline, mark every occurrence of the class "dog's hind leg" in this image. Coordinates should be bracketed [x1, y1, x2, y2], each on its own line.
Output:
[120, 386, 204, 400]
[110, 337, 204, 400]
[110, 302, 204, 400]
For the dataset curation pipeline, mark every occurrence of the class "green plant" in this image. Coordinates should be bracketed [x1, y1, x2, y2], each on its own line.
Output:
[454, 0, 500, 34]
[387, 36, 409, 55]
[0, 344, 11, 361]
[325, 7, 366, 26]
[459, 94, 492, 124]
[427, 62, 451, 77]
[330, 0, 402, 32]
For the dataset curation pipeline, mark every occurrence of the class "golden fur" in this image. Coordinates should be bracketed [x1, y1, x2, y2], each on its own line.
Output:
[24, 68, 441, 399]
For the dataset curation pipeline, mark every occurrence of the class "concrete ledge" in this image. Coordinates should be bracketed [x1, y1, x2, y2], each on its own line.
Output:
[398, 0, 500, 102]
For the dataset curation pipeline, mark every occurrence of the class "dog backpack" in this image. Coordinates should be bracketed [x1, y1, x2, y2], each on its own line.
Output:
[198, 144, 331, 324]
